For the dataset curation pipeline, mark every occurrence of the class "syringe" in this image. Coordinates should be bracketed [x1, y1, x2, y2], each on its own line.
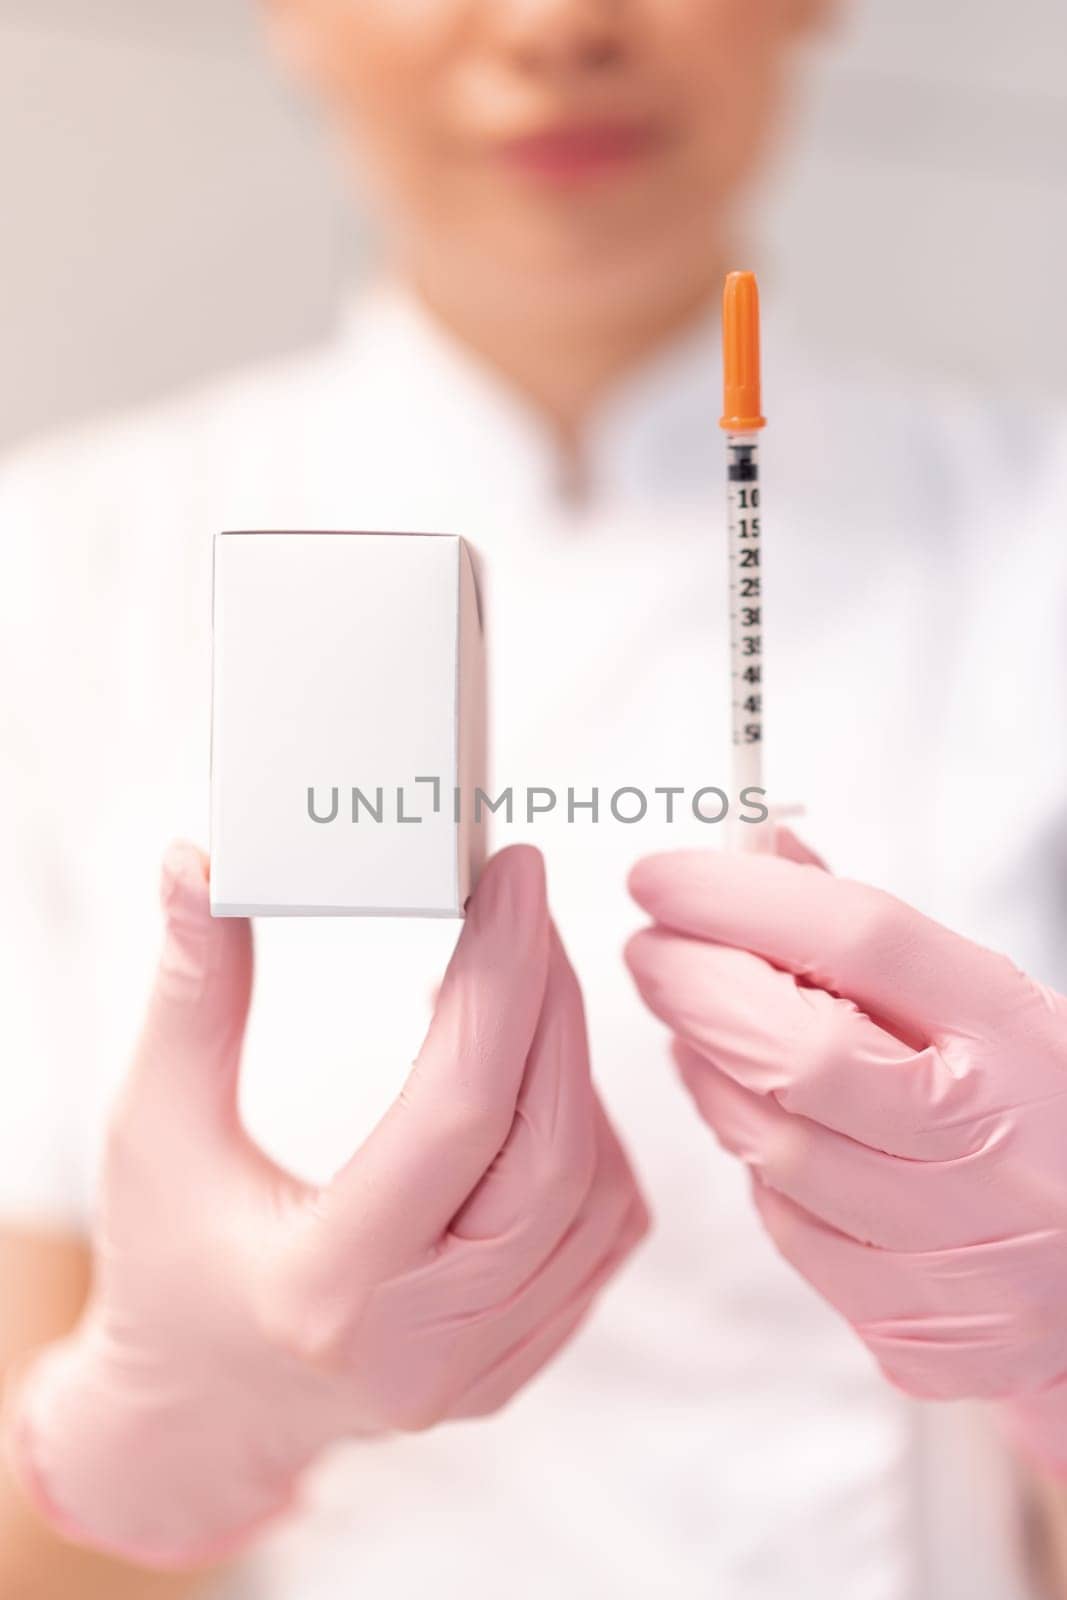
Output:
[720, 271, 770, 853]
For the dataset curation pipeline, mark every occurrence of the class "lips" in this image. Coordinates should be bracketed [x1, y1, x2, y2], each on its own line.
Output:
[496, 119, 663, 180]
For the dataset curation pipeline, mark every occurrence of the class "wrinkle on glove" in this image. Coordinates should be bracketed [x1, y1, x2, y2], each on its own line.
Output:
[625, 844, 1067, 1471]
[6, 844, 648, 1569]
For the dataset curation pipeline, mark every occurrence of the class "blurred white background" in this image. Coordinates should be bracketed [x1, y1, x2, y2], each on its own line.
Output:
[1, 0, 1064, 452]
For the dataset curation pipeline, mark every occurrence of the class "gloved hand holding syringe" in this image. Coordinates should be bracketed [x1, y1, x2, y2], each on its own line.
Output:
[621, 269, 1067, 1488]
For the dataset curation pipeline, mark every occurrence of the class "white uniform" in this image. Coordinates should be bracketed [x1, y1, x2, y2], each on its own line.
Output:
[3, 286, 1066, 1599]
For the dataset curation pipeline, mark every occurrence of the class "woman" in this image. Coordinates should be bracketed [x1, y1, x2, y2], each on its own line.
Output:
[4, 1, 1067, 1596]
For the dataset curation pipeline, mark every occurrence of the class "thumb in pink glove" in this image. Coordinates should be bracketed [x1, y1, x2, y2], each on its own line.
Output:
[625, 843, 1067, 1475]
[7, 843, 648, 1569]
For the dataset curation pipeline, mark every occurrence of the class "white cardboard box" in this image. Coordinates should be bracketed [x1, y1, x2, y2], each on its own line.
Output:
[210, 531, 486, 917]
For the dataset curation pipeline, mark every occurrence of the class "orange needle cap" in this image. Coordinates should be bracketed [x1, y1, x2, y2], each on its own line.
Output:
[720, 270, 766, 432]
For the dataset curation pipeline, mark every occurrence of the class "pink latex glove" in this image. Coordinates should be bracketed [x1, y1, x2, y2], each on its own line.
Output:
[625, 843, 1067, 1475]
[7, 843, 648, 1569]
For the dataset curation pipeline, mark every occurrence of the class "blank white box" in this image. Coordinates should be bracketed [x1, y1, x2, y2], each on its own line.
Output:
[210, 531, 486, 916]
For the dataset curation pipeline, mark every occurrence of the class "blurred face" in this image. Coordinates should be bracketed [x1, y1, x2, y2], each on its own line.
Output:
[267, 0, 829, 325]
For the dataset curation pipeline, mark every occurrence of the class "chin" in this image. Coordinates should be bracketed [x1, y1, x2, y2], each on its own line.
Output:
[491, 212, 717, 315]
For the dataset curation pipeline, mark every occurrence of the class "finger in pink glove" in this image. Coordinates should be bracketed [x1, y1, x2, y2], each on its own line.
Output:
[7, 844, 648, 1568]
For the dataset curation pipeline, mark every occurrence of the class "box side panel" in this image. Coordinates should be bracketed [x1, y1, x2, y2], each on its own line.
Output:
[456, 539, 488, 909]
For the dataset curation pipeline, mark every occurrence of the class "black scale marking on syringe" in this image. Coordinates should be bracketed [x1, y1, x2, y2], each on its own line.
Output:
[727, 437, 763, 753]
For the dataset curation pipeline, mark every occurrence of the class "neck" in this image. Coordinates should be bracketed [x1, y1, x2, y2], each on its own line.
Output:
[400, 250, 725, 460]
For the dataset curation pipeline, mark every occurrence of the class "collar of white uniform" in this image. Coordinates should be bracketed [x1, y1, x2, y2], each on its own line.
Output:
[336, 280, 727, 516]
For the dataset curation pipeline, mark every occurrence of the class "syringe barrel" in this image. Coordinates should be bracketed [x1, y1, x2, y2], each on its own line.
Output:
[725, 430, 770, 852]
